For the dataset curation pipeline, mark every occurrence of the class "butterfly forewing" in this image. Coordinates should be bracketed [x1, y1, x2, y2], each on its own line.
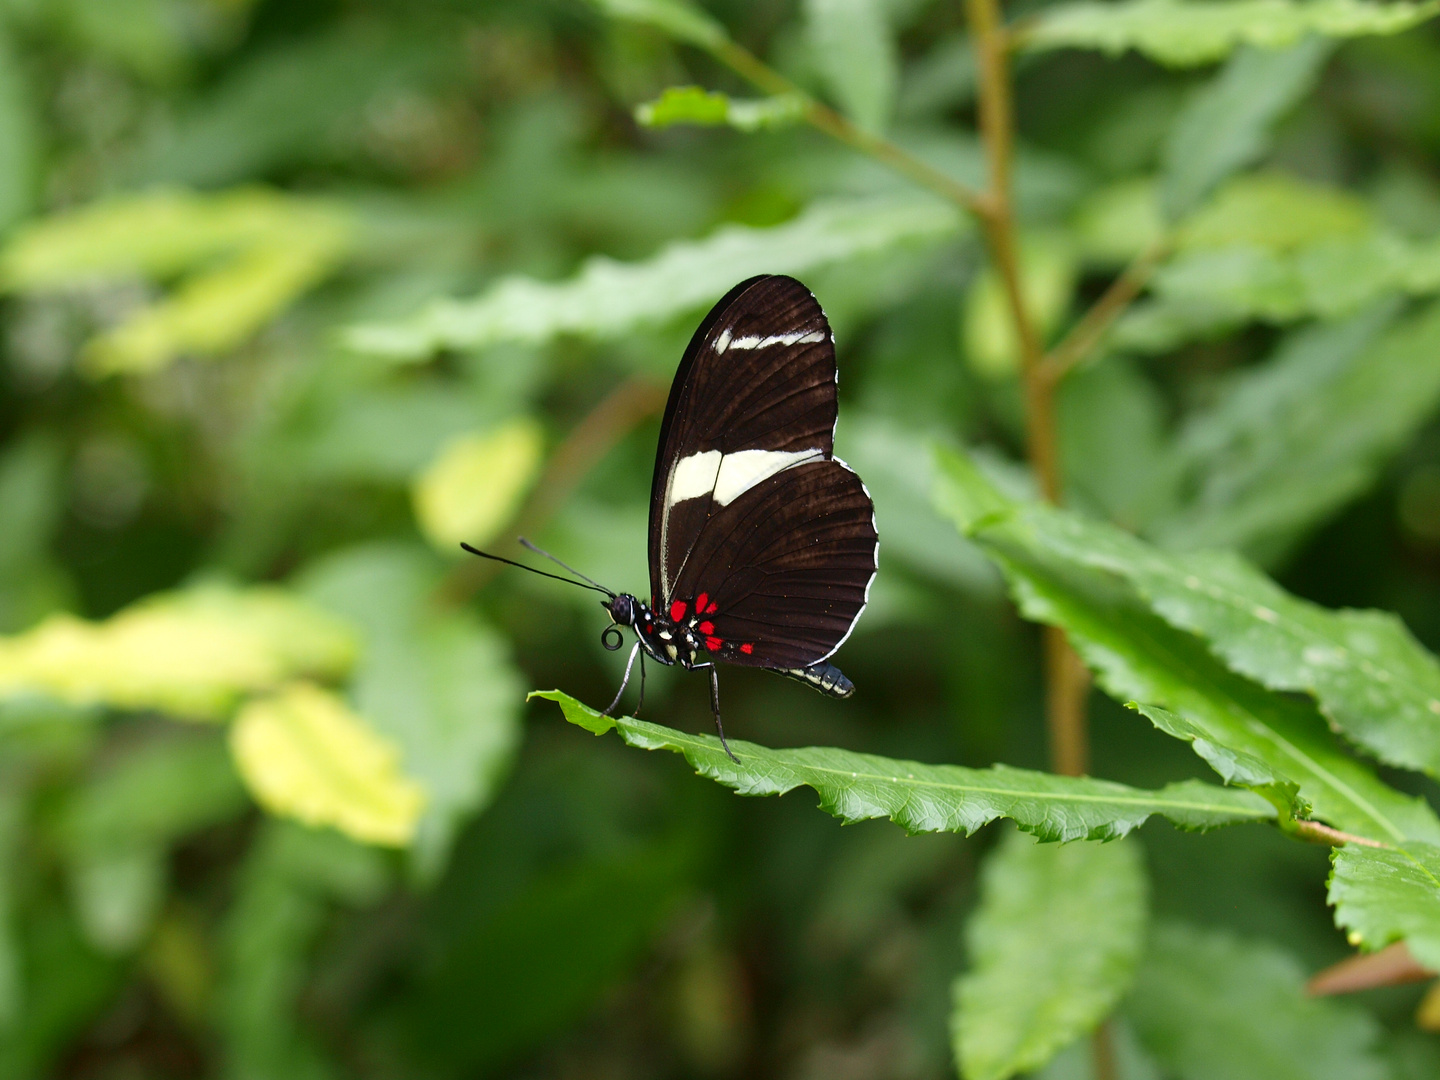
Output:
[647, 275, 877, 670]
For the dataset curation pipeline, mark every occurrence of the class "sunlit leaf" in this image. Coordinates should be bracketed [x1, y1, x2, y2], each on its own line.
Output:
[344, 196, 967, 360]
[535, 690, 1275, 840]
[934, 447, 1440, 844]
[805, 0, 898, 134]
[1021, 0, 1440, 67]
[963, 233, 1077, 379]
[1160, 40, 1331, 220]
[1127, 923, 1390, 1080]
[300, 545, 523, 880]
[953, 831, 1148, 1080]
[0, 585, 356, 720]
[1329, 842, 1440, 970]
[231, 681, 427, 847]
[1177, 173, 1373, 253]
[412, 417, 546, 553]
[588, 0, 730, 49]
[0, 188, 353, 376]
[635, 86, 806, 132]
[0, 28, 38, 235]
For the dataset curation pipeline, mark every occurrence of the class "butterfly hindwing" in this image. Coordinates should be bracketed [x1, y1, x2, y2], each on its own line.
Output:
[647, 275, 877, 671]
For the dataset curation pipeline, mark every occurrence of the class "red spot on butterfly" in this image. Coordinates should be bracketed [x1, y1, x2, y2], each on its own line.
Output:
[698, 621, 714, 635]
[740, 642, 754, 655]
[705, 600, 718, 614]
[670, 600, 686, 621]
[705, 636, 723, 651]
[696, 592, 709, 613]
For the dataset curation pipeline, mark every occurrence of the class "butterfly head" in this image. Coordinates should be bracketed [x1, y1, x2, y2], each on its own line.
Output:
[601, 593, 644, 651]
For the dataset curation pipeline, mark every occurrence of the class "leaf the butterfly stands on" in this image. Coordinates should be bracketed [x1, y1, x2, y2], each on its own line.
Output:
[467, 276, 879, 761]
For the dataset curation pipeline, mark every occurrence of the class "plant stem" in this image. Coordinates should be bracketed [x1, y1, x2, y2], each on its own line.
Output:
[1289, 819, 1392, 849]
[1037, 241, 1169, 387]
[712, 41, 990, 218]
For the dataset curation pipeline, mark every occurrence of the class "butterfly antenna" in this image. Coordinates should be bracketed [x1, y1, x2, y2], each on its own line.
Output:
[460, 543, 614, 598]
[516, 537, 617, 598]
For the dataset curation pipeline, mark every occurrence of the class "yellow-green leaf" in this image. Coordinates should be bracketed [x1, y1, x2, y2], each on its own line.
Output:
[0, 585, 356, 719]
[963, 234, 1077, 379]
[635, 86, 806, 133]
[411, 417, 546, 552]
[230, 682, 427, 847]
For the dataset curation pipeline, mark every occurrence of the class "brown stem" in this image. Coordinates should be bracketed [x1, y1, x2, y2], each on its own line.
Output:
[440, 376, 668, 603]
[1289, 819, 1393, 849]
[1037, 241, 1170, 387]
[1091, 1019, 1119, 1080]
[1307, 942, 1434, 996]
[711, 41, 990, 219]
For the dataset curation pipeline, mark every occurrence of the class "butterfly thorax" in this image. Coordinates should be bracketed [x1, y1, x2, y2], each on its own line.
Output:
[604, 593, 722, 669]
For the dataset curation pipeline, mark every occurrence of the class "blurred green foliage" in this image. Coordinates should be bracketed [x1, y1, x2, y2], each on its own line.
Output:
[5, 0, 1440, 1078]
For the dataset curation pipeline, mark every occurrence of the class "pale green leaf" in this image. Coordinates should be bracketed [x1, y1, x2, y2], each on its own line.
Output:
[67, 850, 164, 956]
[1021, 0, 1440, 67]
[534, 690, 1276, 840]
[953, 831, 1148, 1080]
[1177, 173, 1374, 253]
[1072, 178, 1165, 266]
[1161, 40, 1331, 220]
[343, 196, 966, 360]
[934, 447, 1440, 844]
[635, 86, 806, 132]
[412, 417, 546, 552]
[964, 233, 1077, 379]
[231, 681, 428, 848]
[1126, 923, 1390, 1080]
[588, 0, 729, 49]
[300, 545, 524, 880]
[1329, 842, 1440, 969]
[0, 585, 356, 720]
[805, 0, 898, 134]
[0, 27, 38, 234]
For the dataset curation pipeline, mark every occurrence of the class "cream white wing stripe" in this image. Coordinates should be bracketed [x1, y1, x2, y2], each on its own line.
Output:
[668, 447, 825, 508]
[713, 330, 826, 354]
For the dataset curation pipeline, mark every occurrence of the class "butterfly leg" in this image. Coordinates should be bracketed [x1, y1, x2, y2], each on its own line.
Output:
[603, 641, 641, 716]
[699, 663, 740, 765]
[635, 650, 647, 715]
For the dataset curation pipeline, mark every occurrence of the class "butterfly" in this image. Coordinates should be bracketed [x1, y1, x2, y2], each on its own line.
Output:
[467, 275, 879, 761]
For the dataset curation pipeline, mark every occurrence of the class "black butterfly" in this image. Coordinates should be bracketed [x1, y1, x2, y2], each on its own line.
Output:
[467, 275, 878, 761]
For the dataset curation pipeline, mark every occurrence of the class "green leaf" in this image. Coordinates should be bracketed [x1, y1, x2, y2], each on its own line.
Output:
[934, 447, 1440, 844]
[59, 734, 248, 952]
[344, 196, 966, 360]
[805, 0, 898, 135]
[0, 789, 23, 1028]
[953, 831, 1148, 1080]
[587, 0, 730, 49]
[635, 86, 807, 132]
[1329, 842, 1440, 970]
[1126, 923, 1390, 1080]
[411, 417, 546, 553]
[1177, 173, 1374, 253]
[533, 690, 1275, 840]
[1021, 0, 1440, 68]
[1161, 40, 1332, 220]
[0, 28, 38, 235]
[300, 545, 524, 881]
[0, 434, 71, 634]
[0, 585, 357, 720]
[1129, 703, 1304, 816]
[963, 233, 1077, 379]
[230, 681, 428, 848]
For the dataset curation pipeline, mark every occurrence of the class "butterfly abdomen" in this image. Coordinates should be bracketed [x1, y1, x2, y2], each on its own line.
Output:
[771, 660, 854, 699]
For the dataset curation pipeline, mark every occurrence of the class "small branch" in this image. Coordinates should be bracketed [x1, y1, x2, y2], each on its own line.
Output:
[1307, 942, 1435, 996]
[710, 41, 991, 219]
[1044, 626, 1090, 776]
[440, 376, 668, 603]
[1037, 241, 1170, 387]
[1288, 819, 1393, 849]
[1091, 1019, 1118, 1080]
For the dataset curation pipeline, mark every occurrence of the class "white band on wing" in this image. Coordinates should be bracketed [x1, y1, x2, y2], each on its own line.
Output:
[713, 329, 825, 354]
[669, 447, 825, 508]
